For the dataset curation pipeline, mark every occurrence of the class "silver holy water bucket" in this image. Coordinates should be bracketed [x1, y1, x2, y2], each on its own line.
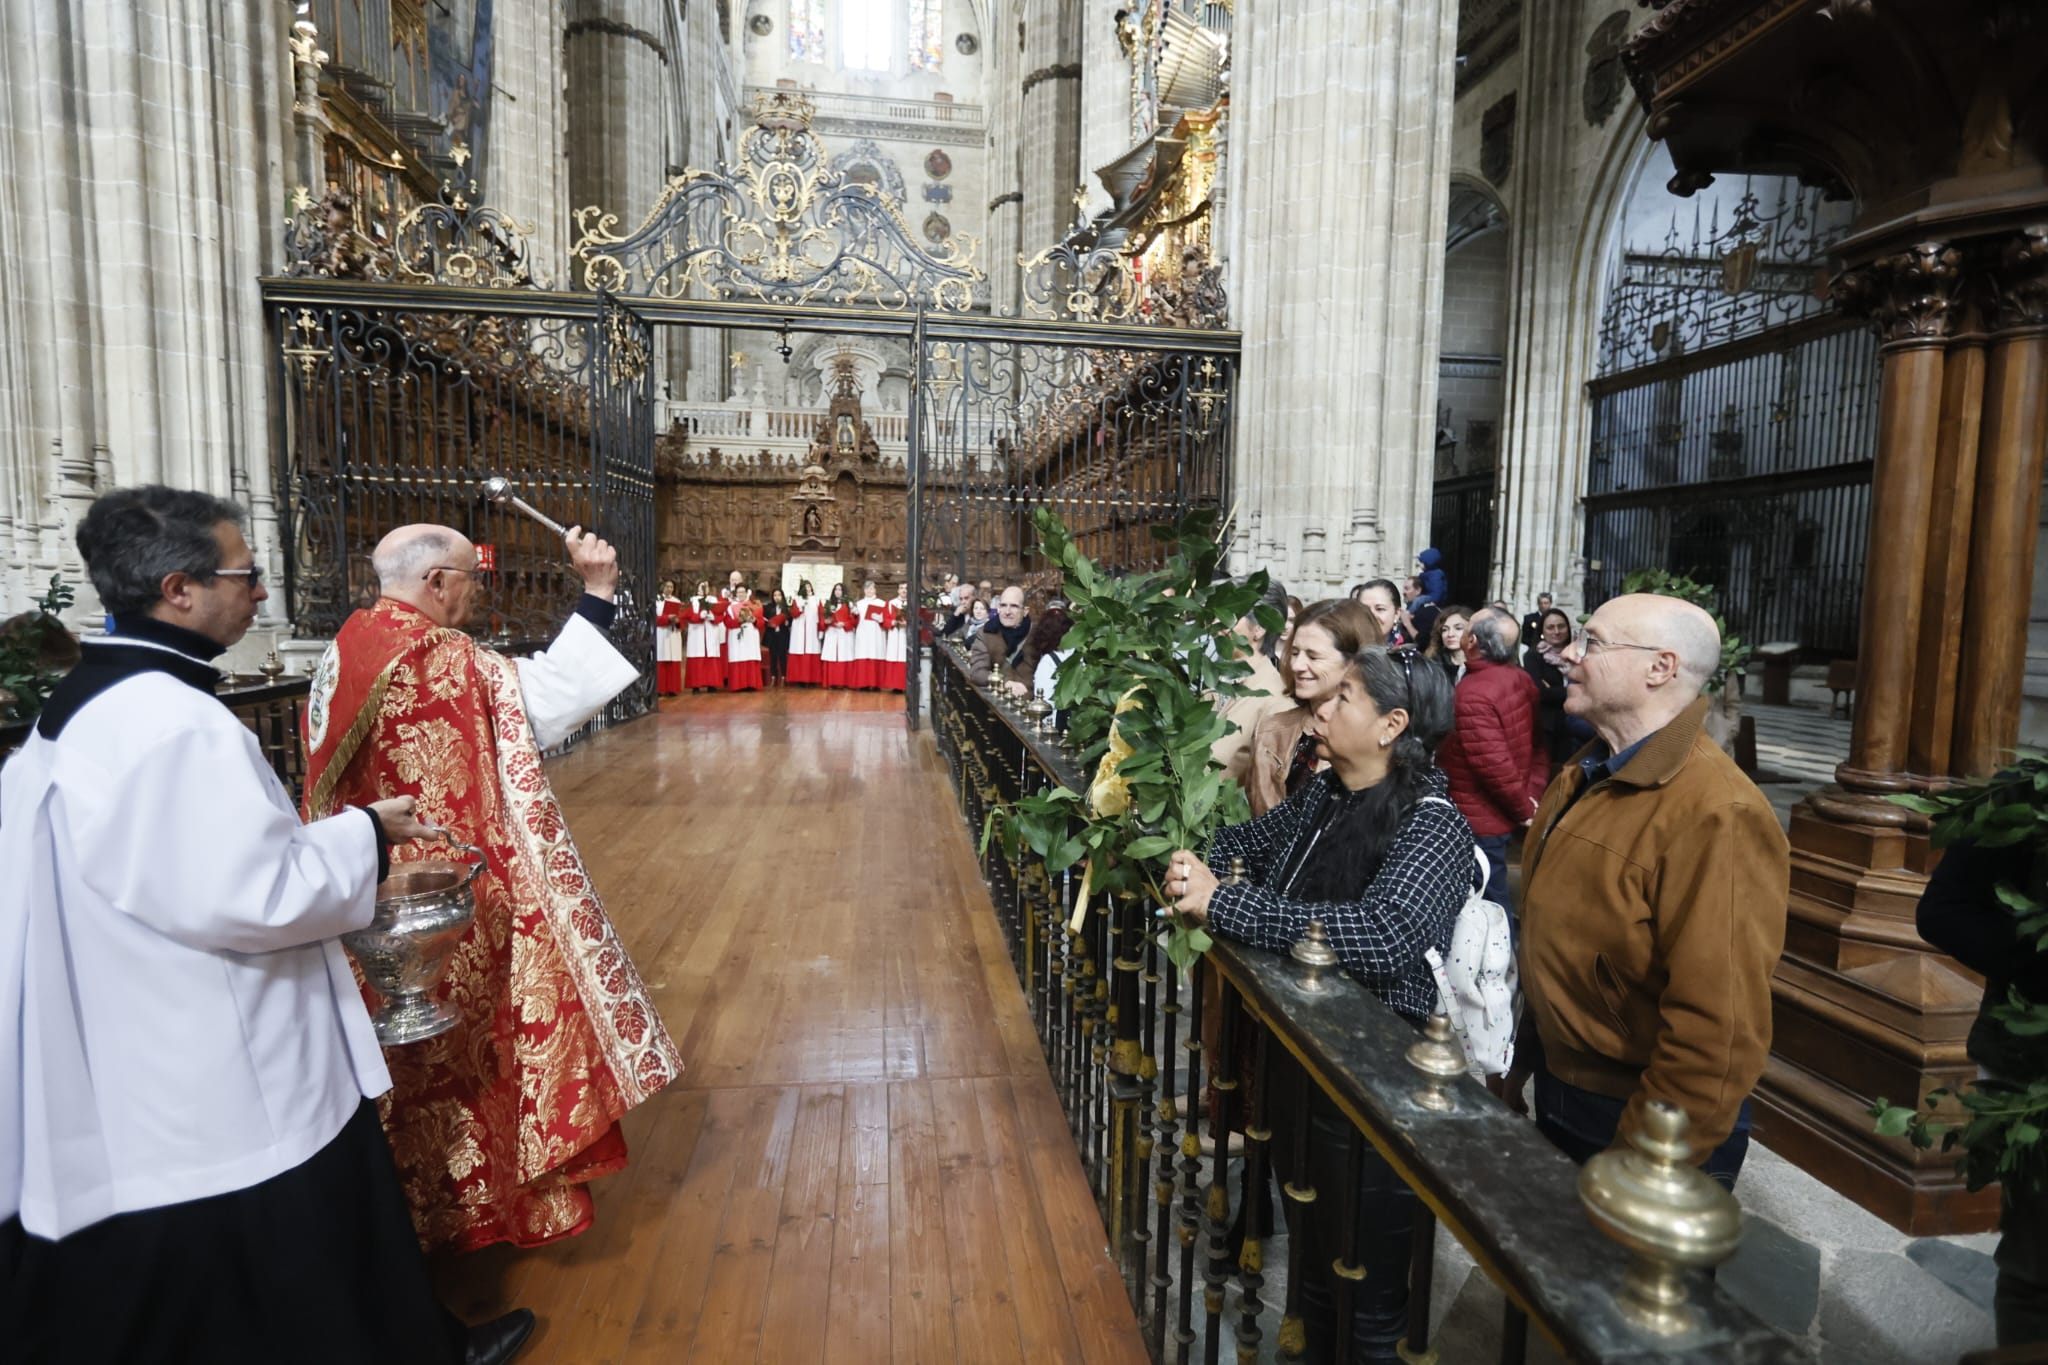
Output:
[343, 841, 485, 1046]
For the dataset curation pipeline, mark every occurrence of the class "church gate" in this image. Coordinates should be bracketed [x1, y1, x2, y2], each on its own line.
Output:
[263, 92, 1238, 727]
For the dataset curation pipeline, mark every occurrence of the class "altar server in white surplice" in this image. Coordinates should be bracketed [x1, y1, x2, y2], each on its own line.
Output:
[0, 486, 536, 1365]
[787, 579, 824, 685]
[850, 578, 889, 691]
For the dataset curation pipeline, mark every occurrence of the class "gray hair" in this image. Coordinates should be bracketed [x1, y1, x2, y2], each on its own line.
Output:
[1467, 608, 1519, 663]
[76, 485, 245, 616]
[373, 527, 464, 591]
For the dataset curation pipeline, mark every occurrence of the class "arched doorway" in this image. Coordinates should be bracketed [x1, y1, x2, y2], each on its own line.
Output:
[1429, 177, 1509, 606]
[1581, 143, 1872, 659]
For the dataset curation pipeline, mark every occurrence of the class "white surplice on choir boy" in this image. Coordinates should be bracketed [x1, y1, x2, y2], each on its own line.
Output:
[0, 655, 390, 1239]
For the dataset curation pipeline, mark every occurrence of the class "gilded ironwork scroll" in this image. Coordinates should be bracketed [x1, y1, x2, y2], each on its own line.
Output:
[284, 143, 543, 288]
[570, 91, 983, 310]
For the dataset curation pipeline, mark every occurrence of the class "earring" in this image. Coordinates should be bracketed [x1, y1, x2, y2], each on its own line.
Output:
[1379, 736, 1390, 748]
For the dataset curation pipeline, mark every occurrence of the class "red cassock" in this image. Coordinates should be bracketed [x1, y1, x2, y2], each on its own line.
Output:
[653, 598, 685, 695]
[821, 603, 857, 687]
[723, 599, 764, 692]
[683, 600, 725, 690]
[849, 599, 888, 691]
[881, 601, 908, 692]
[786, 597, 823, 685]
[302, 599, 683, 1251]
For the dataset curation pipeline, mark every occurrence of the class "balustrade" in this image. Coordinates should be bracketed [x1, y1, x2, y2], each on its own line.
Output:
[930, 641, 1811, 1364]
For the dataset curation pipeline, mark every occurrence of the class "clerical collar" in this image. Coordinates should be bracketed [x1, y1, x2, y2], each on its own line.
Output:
[108, 613, 230, 662]
[38, 616, 227, 738]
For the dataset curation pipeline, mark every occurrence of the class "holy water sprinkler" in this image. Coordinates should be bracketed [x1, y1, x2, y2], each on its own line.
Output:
[479, 475, 569, 537]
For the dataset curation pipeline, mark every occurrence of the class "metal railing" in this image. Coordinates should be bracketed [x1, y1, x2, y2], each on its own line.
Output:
[744, 85, 986, 130]
[928, 641, 1811, 1364]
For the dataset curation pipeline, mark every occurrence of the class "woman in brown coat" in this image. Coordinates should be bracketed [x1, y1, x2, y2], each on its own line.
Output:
[1243, 598, 1382, 816]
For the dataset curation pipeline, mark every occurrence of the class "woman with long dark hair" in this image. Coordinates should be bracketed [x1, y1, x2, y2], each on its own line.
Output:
[1164, 646, 1473, 1363]
[1525, 606, 1576, 762]
[762, 587, 792, 685]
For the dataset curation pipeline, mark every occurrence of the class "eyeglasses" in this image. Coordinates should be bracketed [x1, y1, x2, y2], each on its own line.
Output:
[423, 565, 480, 581]
[1580, 633, 1665, 657]
[210, 567, 264, 590]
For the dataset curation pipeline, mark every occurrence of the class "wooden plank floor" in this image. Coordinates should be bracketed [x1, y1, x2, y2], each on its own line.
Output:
[435, 687, 1148, 1365]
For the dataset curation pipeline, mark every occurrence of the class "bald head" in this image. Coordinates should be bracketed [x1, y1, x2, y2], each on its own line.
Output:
[374, 524, 479, 626]
[1605, 593, 1722, 689]
[1567, 592, 1723, 746]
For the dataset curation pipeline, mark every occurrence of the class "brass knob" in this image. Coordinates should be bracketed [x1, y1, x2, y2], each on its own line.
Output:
[258, 650, 286, 679]
[1405, 1011, 1465, 1112]
[1289, 919, 1339, 992]
[1579, 1100, 1743, 1335]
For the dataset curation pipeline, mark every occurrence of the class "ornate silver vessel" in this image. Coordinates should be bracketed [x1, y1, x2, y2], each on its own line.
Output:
[344, 841, 484, 1045]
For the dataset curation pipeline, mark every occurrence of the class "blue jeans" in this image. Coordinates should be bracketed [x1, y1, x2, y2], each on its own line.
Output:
[1534, 1071, 1754, 1190]
[1475, 833, 1513, 917]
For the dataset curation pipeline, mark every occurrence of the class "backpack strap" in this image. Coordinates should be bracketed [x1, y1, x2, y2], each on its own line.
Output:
[1419, 796, 1489, 894]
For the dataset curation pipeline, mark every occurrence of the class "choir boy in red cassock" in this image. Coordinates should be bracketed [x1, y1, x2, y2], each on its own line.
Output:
[786, 579, 823, 685]
[850, 579, 888, 691]
[723, 587, 764, 692]
[653, 580, 685, 696]
[820, 582, 856, 688]
[683, 580, 724, 692]
[882, 581, 909, 692]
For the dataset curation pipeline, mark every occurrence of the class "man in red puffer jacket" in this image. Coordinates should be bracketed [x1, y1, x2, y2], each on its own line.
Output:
[1436, 607, 1549, 915]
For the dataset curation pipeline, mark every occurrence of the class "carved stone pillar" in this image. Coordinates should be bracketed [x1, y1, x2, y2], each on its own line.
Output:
[1228, 0, 1458, 595]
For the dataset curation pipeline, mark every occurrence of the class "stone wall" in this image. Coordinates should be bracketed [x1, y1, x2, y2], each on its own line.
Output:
[0, 0, 292, 625]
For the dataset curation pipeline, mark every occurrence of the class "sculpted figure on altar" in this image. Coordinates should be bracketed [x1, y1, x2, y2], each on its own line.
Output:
[302, 522, 684, 1253]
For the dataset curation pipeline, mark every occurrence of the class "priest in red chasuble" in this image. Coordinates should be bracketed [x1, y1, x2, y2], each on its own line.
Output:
[301, 522, 683, 1252]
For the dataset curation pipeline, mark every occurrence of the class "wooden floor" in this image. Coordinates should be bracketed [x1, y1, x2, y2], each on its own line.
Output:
[436, 686, 1147, 1365]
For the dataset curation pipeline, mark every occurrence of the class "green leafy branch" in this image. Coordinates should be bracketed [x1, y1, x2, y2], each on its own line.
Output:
[0, 575, 78, 723]
[982, 508, 1277, 973]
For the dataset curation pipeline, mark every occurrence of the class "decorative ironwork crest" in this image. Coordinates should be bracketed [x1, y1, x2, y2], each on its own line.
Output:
[570, 91, 982, 310]
[284, 143, 543, 288]
[1596, 171, 1851, 374]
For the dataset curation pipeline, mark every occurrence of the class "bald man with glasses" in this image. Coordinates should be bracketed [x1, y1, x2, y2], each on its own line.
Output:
[302, 521, 682, 1261]
[1509, 593, 1788, 1190]
[967, 585, 1033, 694]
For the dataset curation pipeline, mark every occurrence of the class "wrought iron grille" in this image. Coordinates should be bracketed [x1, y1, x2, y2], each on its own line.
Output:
[1584, 320, 1878, 656]
[1585, 167, 1873, 660]
[272, 299, 605, 641]
[912, 333, 1236, 595]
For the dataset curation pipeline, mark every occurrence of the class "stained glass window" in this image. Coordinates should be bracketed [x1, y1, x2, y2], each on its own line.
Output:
[908, 0, 942, 72]
[789, 0, 825, 62]
[842, 0, 891, 70]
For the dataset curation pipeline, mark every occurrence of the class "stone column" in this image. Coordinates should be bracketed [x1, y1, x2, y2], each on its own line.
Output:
[1229, 0, 1458, 595]
[0, 0, 290, 623]
[1018, 0, 1082, 257]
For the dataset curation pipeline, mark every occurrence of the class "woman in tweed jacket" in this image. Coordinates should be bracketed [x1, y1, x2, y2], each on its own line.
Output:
[1164, 645, 1473, 1364]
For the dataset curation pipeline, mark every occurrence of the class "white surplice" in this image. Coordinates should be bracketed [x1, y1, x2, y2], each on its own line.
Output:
[510, 609, 642, 749]
[0, 659, 390, 1239]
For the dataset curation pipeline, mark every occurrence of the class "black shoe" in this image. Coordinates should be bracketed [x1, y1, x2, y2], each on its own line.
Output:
[465, 1309, 536, 1365]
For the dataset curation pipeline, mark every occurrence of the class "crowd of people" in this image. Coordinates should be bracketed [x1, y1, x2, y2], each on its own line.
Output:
[955, 549, 1796, 1363]
[652, 573, 910, 695]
